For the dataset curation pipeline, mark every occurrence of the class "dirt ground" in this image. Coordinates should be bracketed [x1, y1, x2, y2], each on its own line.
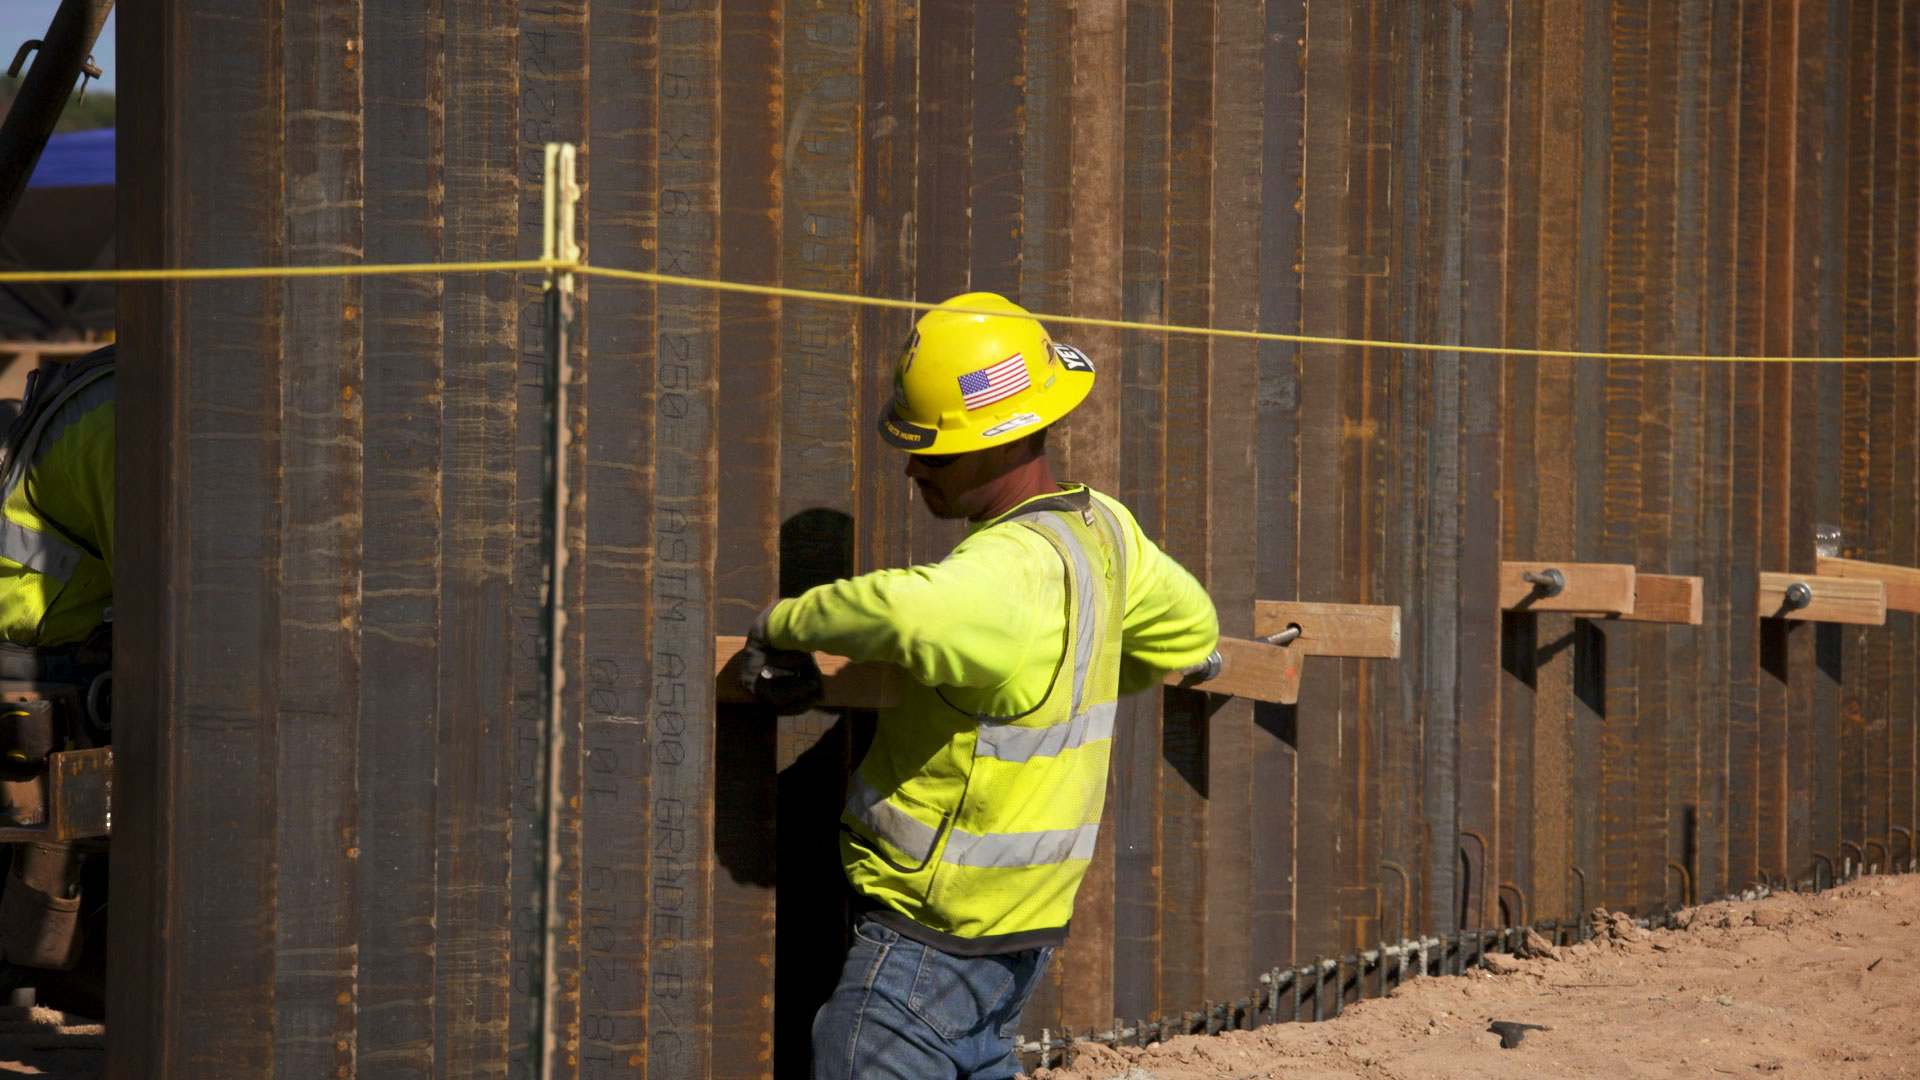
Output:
[0, 1005, 101, 1078]
[1037, 873, 1920, 1080]
[0, 876, 1912, 1078]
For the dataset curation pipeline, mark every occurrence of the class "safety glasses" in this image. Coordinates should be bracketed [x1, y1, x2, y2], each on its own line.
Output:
[915, 451, 962, 469]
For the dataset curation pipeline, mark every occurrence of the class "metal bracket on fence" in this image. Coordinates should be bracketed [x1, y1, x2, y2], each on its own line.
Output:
[1864, 839, 1887, 873]
[1892, 827, 1914, 872]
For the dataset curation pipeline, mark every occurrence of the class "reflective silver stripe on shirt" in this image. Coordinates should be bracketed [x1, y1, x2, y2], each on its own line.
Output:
[974, 700, 1118, 763]
[1016, 513, 1100, 716]
[0, 515, 84, 582]
[844, 771, 940, 859]
[0, 364, 111, 583]
[941, 821, 1101, 869]
[1086, 498, 1129, 613]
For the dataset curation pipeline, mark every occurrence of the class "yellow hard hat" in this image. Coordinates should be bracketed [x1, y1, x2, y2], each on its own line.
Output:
[876, 292, 1096, 455]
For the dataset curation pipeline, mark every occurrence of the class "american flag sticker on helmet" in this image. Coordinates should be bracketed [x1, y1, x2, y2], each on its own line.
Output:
[957, 353, 1031, 410]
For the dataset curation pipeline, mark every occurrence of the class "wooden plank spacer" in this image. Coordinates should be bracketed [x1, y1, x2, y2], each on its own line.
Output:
[1814, 556, 1920, 613]
[1756, 572, 1886, 625]
[1560, 573, 1704, 625]
[1253, 601, 1402, 658]
[1163, 636, 1304, 705]
[1499, 561, 1637, 614]
[717, 634, 1305, 709]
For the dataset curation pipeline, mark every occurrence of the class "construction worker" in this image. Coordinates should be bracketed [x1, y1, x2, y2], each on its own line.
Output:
[742, 295, 1220, 1079]
[0, 345, 113, 648]
[0, 344, 113, 1016]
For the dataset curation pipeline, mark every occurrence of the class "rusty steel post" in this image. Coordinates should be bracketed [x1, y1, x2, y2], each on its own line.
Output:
[710, 0, 782, 1070]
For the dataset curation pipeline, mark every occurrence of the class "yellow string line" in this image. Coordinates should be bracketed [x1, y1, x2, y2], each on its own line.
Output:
[2, 258, 1914, 364]
[0, 259, 563, 282]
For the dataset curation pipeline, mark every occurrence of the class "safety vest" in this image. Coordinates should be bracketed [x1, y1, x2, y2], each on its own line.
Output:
[0, 347, 114, 646]
[840, 488, 1127, 951]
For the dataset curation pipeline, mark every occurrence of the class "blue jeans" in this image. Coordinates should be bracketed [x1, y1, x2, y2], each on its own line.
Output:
[811, 915, 1053, 1080]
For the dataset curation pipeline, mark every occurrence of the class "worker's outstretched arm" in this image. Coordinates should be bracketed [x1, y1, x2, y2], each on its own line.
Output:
[1101, 495, 1220, 695]
[759, 526, 1055, 691]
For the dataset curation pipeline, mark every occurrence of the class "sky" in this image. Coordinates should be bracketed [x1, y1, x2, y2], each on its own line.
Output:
[0, 3, 116, 91]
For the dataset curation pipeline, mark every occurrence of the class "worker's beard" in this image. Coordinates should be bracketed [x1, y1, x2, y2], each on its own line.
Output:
[914, 479, 969, 519]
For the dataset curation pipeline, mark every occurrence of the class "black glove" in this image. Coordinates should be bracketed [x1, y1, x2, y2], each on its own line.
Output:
[738, 635, 824, 715]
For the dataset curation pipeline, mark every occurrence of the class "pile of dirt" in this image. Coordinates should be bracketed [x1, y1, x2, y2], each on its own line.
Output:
[1034, 873, 1920, 1080]
[0, 1004, 102, 1078]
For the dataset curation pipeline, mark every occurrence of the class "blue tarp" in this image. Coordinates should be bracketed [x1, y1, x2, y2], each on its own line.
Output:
[26, 127, 112, 189]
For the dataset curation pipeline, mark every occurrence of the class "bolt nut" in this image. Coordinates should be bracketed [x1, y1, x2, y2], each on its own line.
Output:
[1522, 568, 1565, 597]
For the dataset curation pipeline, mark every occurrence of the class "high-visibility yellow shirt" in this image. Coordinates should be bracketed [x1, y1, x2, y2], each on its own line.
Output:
[764, 484, 1218, 705]
[763, 483, 1218, 950]
[0, 380, 114, 646]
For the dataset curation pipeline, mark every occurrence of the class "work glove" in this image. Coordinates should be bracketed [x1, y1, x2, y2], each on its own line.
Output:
[740, 614, 823, 715]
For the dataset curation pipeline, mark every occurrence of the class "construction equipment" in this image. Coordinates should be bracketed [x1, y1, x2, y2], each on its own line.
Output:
[0, 0, 114, 234]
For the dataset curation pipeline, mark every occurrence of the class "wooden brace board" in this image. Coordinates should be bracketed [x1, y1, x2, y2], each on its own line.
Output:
[1561, 573, 1705, 624]
[1162, 635, 1304, 704]
[1756, 572, 1887, 625]
[1815, 556, 1920, 613]
[715, 635, 1303, 708]
[1253, 600, 1402, 658]
[1499, 561, 1638, 614]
